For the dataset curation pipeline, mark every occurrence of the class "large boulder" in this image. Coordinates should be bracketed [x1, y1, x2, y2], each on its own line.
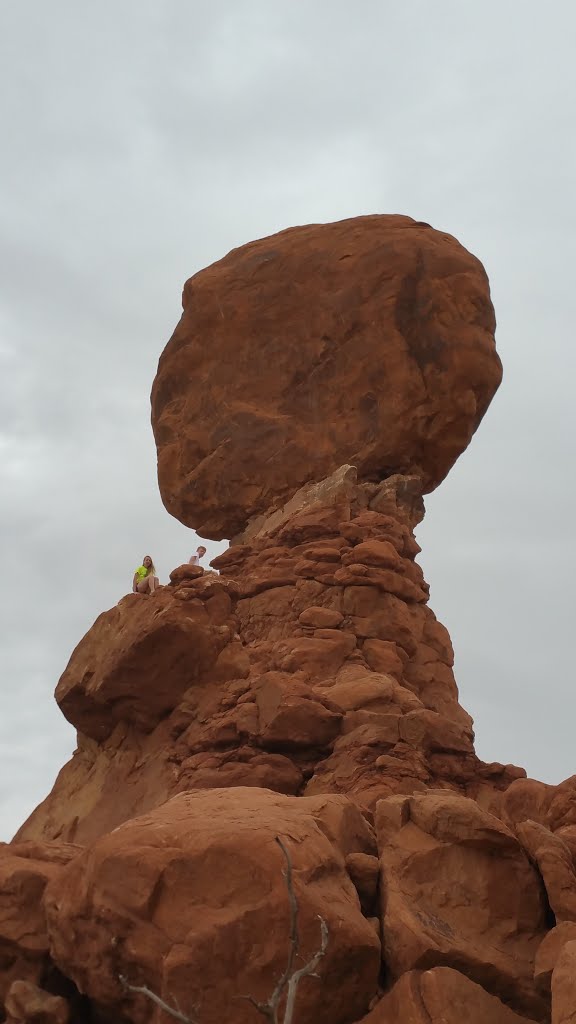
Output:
[43, 788, 380, 1024]
[516, 820, 576, 922]
[0, 842, 80, 1005]
[151, 215, 501, 537]
[375, 791, 548, 1019]
[54, 580, 239, 741]
[357, 967, 536, 1024]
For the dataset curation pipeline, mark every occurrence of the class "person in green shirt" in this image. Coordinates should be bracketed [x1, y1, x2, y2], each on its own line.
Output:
[132, 555, 160, 594]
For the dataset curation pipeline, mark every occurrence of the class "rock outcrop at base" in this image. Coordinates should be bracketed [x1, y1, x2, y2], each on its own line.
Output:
[43, 788, 380, 1024]
[358, 968, 538, 1024]
[0, 841, 80, 1006]
[2, 217, 571, 1024]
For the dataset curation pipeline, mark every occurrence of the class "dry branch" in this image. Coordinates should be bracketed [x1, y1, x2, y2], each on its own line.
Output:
[119, 975, 197, 1024]
[118, 834, 329, 1024]
[247, 836, 329, 1024]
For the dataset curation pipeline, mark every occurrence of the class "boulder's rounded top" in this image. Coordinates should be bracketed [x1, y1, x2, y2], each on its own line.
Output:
[152, 214, 501, 538]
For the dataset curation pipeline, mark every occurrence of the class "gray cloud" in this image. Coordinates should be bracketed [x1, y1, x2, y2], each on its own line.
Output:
[1, 0, 575, 838]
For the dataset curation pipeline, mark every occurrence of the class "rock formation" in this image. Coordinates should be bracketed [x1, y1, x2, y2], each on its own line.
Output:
[151, 214, 501, 538]
[2, 216, 572, 1023]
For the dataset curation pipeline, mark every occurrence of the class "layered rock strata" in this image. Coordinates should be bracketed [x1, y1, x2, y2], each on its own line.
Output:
[16, 469, 521, 847]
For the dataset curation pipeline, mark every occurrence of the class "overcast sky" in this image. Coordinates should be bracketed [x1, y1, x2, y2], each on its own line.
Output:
[1, 1, 575, 841]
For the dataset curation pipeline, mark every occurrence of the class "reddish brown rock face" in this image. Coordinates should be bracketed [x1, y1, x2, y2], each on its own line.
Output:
[358, 968, 537, 1024]
[0, 841, 80, 1006]
[16, 473, 519, 848]
[151, 215, 501, 538]
[4, 980, 70, 1024]
[375, 791, 548, 1019]
[552, 940, 576, 1024]
[7, 218, 575, 1024]
[44, 788, 380, 1024]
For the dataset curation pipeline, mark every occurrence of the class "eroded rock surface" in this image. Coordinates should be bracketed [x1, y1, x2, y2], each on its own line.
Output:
[358, 967, 537, 1024]
[43, 788, 380, 1024]
[551, 940, 576, 1024]
[16, 472, 520, 847]
[0, 842, 80, 1006]
[2, 219, 570, 1024]
[375, 791, 548, 1019]
[151, 215, 501, 538]
[4, 980, 70, 1024]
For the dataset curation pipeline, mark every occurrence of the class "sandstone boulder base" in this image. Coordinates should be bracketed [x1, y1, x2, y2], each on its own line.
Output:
[375, 791, 548, 1018]
[0, 842, 81, 1005]
[151, 215, 501, 538]
[44, 788, 381, 1024]
[358, 968, 536, 1024]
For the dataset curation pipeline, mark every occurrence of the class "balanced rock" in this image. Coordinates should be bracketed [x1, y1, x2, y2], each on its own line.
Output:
[8, 217, 568, 1024]
[151, 215, 501, 538]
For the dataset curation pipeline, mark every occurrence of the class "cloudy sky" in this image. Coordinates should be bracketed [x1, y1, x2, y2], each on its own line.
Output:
[1, 1, 575, 840]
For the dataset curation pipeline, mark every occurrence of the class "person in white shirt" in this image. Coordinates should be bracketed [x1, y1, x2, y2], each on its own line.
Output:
[189, 545, 207, 566]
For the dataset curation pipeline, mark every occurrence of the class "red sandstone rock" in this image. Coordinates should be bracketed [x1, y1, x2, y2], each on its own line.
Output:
[44, 789, 380, 1024]
[398, 708, 474, 754]
[516, 820, 576, 922]
[4, 980, 69, 1024]
[547, 777, 576, 831]
[16, 473, 517, 851]
[552, 939, 576, 1024]
[151, 215, 501, 538]
[362, 639, 406, 678]
[345, 852, 380, 914]
[55, 585, 238, 740]
[254, 672, 342, 749]
[301, 792, 377, 858]
[375, 791, 548, 1018]
[324, 664, 423, 716]
[555, 825, 576, 863]
[501, 778, 556, 831]
[358, 967, 536, 1024]
[168, 562, 204, 583]
[6, 219, 571, 1024]
[275, 629, 357, 677]
[298, 606, 344, 628]
[535, 922, 576, 993]
[0, 842, 80, 1006]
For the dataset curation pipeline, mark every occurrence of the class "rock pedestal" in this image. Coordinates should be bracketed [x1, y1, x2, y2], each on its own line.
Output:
[2, 217, 569, 1024]
[15, 470, 521, 847]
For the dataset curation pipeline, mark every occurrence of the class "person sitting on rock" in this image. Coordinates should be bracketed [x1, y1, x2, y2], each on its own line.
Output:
[133, 555, 160, 594]
[189, 545, 207, 566]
